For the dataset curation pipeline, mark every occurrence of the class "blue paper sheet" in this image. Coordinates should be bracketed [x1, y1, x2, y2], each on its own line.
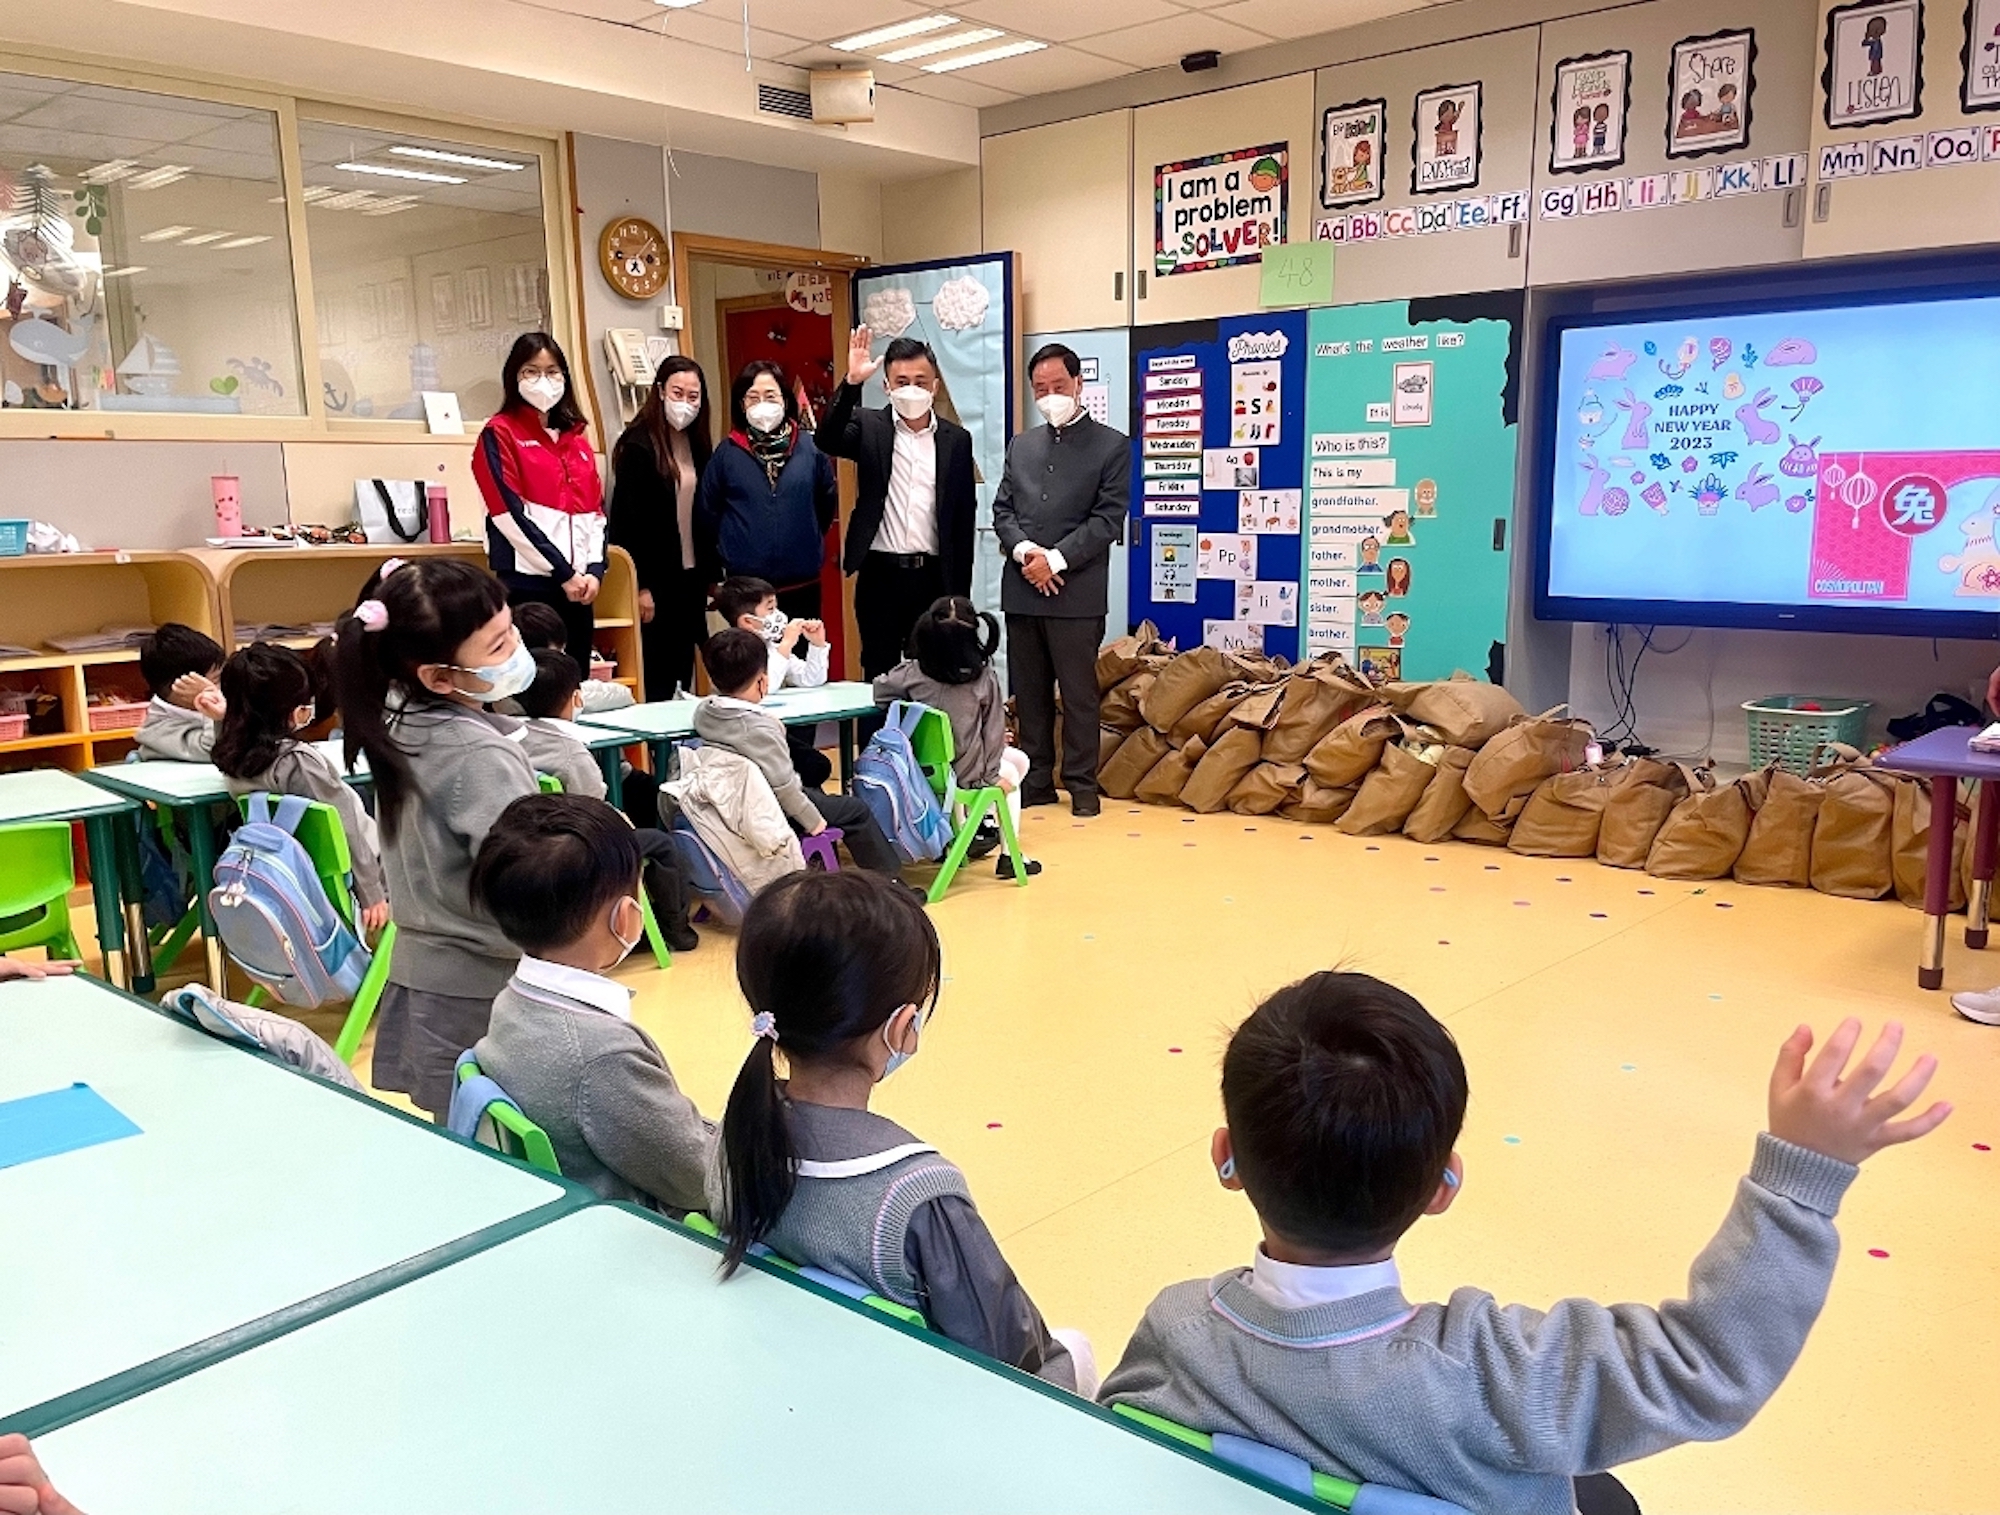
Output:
[0, 1083, 142, 1170]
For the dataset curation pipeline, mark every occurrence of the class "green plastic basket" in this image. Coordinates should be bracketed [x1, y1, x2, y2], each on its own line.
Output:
[1742, 695, 1872, 774]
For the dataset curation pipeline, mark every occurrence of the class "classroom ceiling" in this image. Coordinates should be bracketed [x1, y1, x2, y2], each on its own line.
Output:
[535, 0, 1453, 109]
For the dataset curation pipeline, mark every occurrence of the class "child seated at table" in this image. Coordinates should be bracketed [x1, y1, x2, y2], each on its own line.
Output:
[691, 629, 907, 885]
[872, 595, 1039, 879]
[1097, 971, 1951, 1515]
[212, 642, 388, 931]
[135, 622, 226, 761]
[713, 575, 831, 787]
[710, 868, 1094, 1392]
[470, 792, 713, 1212]
[512, 599, 634, 714]
[514, 648, 697, 952]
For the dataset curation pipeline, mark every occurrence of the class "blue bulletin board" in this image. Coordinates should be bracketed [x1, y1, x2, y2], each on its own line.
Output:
[1128, 311, 1309, 658]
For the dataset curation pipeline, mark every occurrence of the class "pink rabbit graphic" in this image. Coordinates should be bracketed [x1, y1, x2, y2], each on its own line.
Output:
[1585, 342, 1639, 381]
[1736, 463, 1780, 511]
[1736, 388, 1780, 445]
[1578, 449, 1610, 516]
[1616, 388, 1653, 450]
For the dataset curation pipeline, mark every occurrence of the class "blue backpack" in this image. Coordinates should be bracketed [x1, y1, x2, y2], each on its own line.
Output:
[854, 701, 951, 865]
[207, 793, 371, 1009]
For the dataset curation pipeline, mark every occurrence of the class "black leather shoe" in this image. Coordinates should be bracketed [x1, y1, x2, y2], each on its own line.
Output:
[1020, 790, 1061, 809]
[997, 853, 1043, 878]
[1071, 794, 1101, 817]
[966, 816, 1003, 859]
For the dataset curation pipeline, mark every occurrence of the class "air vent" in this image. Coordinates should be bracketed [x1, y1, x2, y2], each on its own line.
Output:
[757, 84, 813, 120]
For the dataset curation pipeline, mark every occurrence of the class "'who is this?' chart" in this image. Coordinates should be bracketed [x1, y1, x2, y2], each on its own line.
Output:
[1301, 297, 1521, 683]
[1130, 312, 1309, 657]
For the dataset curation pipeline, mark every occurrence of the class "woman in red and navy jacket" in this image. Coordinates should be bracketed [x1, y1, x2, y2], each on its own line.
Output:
[472, 332, 608, 672]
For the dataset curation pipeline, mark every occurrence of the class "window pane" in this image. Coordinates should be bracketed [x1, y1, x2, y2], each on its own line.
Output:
[0, 71, 302, 415]
[296, 120, 550, 423]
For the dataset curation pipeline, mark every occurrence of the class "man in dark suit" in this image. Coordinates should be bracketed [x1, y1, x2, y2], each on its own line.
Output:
[993, 343, 1129, 818]
[816, 328, 978, 678]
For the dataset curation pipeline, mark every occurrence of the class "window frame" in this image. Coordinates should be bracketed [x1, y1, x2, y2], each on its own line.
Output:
[0, 49, 579, 446]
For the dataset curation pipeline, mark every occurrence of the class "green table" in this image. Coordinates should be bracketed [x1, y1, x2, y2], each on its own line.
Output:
[0, 770, 146, 992]
[0, 973, 572, 1434]
[32, 1203, 1305, 1514]
[578, 681, 880, 791]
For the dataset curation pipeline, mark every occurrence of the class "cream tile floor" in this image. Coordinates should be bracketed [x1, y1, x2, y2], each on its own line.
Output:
[339, 804, 1999, 1513]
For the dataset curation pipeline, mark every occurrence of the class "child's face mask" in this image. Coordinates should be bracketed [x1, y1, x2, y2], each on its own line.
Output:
[879, 1003, 927, 1080]
[758, 609, 788, 643]
[606, 896, 644, 970]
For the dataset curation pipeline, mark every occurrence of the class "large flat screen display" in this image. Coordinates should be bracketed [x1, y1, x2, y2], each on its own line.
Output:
[1537, 287, 2000, 637]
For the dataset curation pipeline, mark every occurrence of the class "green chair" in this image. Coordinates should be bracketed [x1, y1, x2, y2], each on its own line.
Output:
[537, 771, 671, 971]
[679, 1212, 929, 1329]
[0, 821, 84, 965]
[230, 796, 394, 1062]
[451, 1051, 561, 1175]
[906, 705, 1028, 905]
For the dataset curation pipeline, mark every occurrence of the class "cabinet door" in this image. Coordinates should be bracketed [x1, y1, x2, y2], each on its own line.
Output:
[1131, 74, 1317, 324]
[1529, 0, 1816, 286]
[1804, 0, 2000, 257]
[1312, 27, 1540, 300]
[983, 111, 1131, 334]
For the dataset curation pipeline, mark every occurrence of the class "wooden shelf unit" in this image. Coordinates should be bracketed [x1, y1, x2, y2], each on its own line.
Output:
[187, 542, 486, 651]
[0, 551, 219, 773]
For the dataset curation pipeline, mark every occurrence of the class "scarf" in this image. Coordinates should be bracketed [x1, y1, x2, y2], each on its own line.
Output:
[744, 421, 795, 487]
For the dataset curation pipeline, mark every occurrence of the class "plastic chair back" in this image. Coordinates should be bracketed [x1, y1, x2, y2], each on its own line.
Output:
[906, 705, 959, 802]
[667, 816, 751, 926]
[450, 1050, 561, 1175]
[679, 1213, 929, 1328]
[0, 821, 81, 960]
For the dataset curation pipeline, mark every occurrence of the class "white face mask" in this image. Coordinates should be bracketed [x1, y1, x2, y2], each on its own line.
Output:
[745, 400, 786, 433]
[758, 609, 789, 643]
[890, 385, 933, 421]
[1035, 390, 1078, 428]
[662, 397, 700, 431]
[607, 896, 644, 970]
[519, 374, 565, 412]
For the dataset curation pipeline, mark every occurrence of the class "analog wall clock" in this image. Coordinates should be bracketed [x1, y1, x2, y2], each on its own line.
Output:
[599, 216, 667, 301]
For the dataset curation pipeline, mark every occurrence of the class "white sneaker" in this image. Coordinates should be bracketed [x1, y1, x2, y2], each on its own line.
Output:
[1950, 986, 2000, 1024]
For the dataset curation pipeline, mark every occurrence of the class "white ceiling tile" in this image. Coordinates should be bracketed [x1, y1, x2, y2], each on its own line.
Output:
[532, 0, 664, 24]
[744, 0, 928, 44]
[1070, 11, 1274, 68]
[775, 46, 922, 84]
[1202, 0, 1423, 41]
[656, 9, 808, 56]
[887, 74, 1018, 107]
[947, 44, 1132, 95]
[957, 0, 1179, 44]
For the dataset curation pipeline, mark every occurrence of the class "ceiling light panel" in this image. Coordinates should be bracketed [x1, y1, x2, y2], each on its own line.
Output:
[125, 165, 189, 189]
[922, 37, 1046, 71]
[832, 14, 957, 51]
[387, 145, 527, 172]
[214, 235, 271, 248]
[178, 231, 228, 245]
[136, 224, 194, 242]
[334, 161, 465, 184]
[880, 27, 1002, 61]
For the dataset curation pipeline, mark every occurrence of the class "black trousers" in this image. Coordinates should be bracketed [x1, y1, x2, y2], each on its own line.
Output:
[798, 790, 902, 878]
[787, 726, 832, 788]
[773, 580, 821, 623]
[1006, 612, 1105, 802]
[504, 576, 595, 674]
[638, 565, 707, 700]
[1575, 1473, 1641, 1515]
[855, 551, 946, 678]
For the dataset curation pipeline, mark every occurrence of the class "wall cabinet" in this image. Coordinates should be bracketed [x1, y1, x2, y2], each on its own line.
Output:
[983, 111, 1133, 336]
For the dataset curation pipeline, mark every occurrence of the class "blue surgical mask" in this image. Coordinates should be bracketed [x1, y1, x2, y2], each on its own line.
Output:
[879, 1005, 925, 1080]
[451, 637, 536, 700]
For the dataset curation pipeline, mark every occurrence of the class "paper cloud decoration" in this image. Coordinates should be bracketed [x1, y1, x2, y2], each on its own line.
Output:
[932, 275, 991, 332]
[862, 287, 917, 338]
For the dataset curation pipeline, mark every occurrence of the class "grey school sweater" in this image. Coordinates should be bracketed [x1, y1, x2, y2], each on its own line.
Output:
[135, 697, 215, 761]
[222, 740, 386, 908]
[1098, 1135, 1855, 1515]
[520, 719, 607, 800]
[872, 661, 1006, 790]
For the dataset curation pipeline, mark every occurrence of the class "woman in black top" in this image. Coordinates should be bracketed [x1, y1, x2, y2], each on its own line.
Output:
[609, 356, 713, 700]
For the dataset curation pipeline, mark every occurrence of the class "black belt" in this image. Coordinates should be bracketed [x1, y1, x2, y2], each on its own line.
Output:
[867, 551, 938, 570]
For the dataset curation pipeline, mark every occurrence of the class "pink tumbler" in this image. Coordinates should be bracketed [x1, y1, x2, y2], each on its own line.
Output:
[211, 475, 242, 539]
[426, 482, 450, 543]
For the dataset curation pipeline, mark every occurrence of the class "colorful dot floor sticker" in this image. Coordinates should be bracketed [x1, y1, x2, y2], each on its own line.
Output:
[1868, 1248, 1890, 1259]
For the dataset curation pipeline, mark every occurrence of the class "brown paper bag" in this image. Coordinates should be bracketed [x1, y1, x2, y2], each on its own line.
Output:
[1403, 746, 1477, 842]
[1100, 671, 1157, 733]
[1809, 757, 1896, 899]
[1647, 770, 1752, 879]
[1734, 768, 1824, 887]
[1463, 708, 1595, 822]
[1100, 728, 1171, 800]
[1337, 742, 1441, 835]
[1303, 705, 1401, 787]
[1280, 780, 1358, 825]
[1452, 807, 1514, 845]
[1227, 762, 1307, 815]
[1509, 767, 1621, 857]
[1392, 672, 1528, 748]
[1223, 682, 1289, 735]
[1891, 776, 1970, 911]
[1170, 682, 1260, 746]
[1596, 759, 1688, 868]
[1096, 620, 1165, 690]
[1139, 648, 1232, 733]
[1134, 736, 1207, 806]
[1261, 664, 1374, 763]
[1181, 728, 1265, 813]
[1098, 726, 1127, 778]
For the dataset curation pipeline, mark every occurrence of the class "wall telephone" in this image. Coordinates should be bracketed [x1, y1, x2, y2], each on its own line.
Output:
[605, 328, 656, 387]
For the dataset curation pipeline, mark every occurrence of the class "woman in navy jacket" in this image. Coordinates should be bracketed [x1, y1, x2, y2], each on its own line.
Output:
[696, 361, 839, 621]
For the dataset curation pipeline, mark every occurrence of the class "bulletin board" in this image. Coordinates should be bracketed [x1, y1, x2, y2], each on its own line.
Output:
[1128, 311, 1308, 658]
[1301, 295, 1520, 682]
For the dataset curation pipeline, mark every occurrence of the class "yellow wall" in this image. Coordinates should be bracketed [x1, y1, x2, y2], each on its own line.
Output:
[881, 169, 982, 264]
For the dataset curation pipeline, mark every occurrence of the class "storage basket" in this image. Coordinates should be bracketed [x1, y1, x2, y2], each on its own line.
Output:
[0, 713, 27, 741]
[1743, 695, 1871, 773]
[86, 700, 150, 733]
[0, 519, 29, 557]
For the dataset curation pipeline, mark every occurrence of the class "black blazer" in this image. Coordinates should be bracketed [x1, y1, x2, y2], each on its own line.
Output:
[608, 423, 711, 589]
[815, 379, 977, 596]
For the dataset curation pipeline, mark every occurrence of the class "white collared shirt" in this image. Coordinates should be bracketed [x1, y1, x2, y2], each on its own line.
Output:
[1243, 1248, 1402, 1311]
[766, 637, 829, 691]
[708, 693, 764, 713]
[513, 955, 633, 1021]
[878, 410, 940, 555]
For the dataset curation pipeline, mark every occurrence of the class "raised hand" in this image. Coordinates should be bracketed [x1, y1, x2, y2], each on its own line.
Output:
[1767, 1019, 1951, 1165]
[846, 325, 881, 386]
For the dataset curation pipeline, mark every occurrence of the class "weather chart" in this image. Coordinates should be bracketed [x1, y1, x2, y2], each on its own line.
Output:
[1546, 294, 2000, 615]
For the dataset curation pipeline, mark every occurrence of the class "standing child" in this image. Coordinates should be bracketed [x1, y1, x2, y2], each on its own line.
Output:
[872, 596, 1039, 878]
[713, 573, 831, 788]
[711, 869, 1094, 1392]
[134, 622, 226, 761]
[336, 558, 541, 1119]
[212, 642, 388, 931]
[1099, 971, 1949, 1515]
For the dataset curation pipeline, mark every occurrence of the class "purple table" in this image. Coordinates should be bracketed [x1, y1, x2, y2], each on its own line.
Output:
[1876, 726, 2000, 988]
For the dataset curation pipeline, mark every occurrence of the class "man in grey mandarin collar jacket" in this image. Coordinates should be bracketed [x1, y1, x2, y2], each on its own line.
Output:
[992, 343, 1130, 816]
